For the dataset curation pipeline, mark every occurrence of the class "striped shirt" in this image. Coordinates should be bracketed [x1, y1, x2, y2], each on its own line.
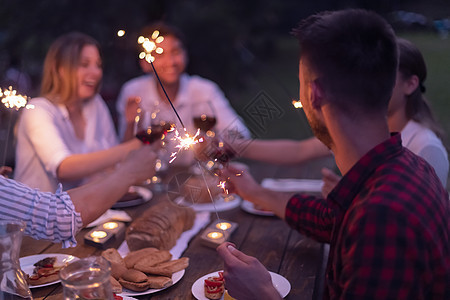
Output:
[285, 133, 450, 299]
[0, 176, 83, 248]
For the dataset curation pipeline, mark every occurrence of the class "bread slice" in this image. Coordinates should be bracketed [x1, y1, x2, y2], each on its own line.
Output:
[133, 250, 172, 270]
[124, 247, 159, 269]
[135, 257, 189, 276]
[147, 275, 173, 289]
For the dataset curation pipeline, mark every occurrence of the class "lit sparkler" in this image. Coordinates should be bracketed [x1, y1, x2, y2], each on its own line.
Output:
[135, 28, 236, 217]
[138, 30, 164, 64]
[0, 86, 32, 110]
[1, 86, 33, 166]
[169, 128, 201, 163]
[292, 99, 302, 109]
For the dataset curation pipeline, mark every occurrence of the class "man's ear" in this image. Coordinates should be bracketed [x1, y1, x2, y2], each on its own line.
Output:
[310, 80, 324, 110]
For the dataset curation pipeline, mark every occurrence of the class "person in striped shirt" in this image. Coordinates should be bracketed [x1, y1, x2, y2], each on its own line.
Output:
[0, 145, 156, 248]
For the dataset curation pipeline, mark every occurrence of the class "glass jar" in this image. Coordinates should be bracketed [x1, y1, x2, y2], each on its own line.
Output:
[59, 256, 113, 300]
[0, 220, 33, 299]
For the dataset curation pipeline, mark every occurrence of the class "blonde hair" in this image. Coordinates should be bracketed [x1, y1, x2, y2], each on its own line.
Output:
[40, 32, 101, 104]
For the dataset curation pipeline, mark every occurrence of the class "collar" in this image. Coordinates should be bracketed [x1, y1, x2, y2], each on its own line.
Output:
[328, 133, 403, 210]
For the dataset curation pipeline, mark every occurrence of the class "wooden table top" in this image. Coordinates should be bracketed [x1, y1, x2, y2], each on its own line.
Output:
[20, 159, 333, 299]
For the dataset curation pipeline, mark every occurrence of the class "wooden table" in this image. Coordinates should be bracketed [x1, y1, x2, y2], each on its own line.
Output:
[20, 158, 334, 299]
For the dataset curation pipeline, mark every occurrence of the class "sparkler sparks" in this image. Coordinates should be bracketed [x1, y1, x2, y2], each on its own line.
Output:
[169, 128, 201, 163]
[0, 86, 31, 110]
[292, 99, 303, 109]
[138, 30, 164, 63]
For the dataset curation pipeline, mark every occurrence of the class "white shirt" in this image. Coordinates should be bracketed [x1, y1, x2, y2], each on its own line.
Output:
[401, 120, 448, 186]
[14, 95, 119, 192]
[0, 177, 82, 248]
[116, 74, 250, 164]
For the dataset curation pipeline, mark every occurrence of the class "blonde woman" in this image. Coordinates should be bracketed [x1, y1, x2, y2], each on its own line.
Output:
[15, 32, 143, 192]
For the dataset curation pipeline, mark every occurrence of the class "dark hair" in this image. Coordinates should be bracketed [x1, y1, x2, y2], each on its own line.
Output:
[292, 9, 398, 115]
[398, 38, 445, 140]
[139, 21, 187, 50]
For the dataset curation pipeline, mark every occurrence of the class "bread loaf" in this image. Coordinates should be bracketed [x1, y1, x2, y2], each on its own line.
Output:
[126, 201, 195, 251]
[182, 175, 221, 204]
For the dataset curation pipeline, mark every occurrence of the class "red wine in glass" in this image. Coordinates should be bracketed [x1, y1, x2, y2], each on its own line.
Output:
[193, 115, 217, 132]
[136, 125, 166, 144]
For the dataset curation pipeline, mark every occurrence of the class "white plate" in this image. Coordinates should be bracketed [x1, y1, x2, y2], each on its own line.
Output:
[192, 270, 290, 299]
[112, 186, 153, 208]
[20, 253, 79, 288]
[241, 200, 275, 216]
[118, 269, 185, 297]
[262, 178, 323, 193]
[173, 194, 241, 212]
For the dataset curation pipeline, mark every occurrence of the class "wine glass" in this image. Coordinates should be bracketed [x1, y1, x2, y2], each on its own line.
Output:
[192, 101, 217, 137]
[134, 106, 171, 190]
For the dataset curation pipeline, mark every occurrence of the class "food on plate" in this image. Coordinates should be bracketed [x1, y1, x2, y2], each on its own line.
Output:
[122, 247, 159, 269]
[119, 269, 151, 292]
[110, 276, 123, 294]
[204, 271, 225, 299]
[134, 257, 189, 277]
[146, 275, 173, 289]
[182, 174, 222, 204]
[101, 248, 128, 279]
[126, 202, 195, 251]
[101, 247, 189, 292]
[26, 256, 63, 286]
[133, 250, 172, 271]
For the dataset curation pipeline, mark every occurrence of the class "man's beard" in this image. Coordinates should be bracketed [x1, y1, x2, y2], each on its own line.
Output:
[306, 112, 333, 149]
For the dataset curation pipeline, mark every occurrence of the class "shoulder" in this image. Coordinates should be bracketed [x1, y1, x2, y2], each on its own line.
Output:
[185, 74, 220, 92]
[402, 121, 443, 146]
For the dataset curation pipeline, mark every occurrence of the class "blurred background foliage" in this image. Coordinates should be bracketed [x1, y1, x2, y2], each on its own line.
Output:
[1, 0, 449, 167]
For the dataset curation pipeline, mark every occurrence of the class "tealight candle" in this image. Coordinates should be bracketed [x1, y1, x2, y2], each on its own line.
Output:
[84, 221, 126, 249]
[102, 222, 118, 230]
[207, 231, 224, 239]
[200, 219, 238, 248]
[215, 222, 231, 230]
[90, 231, 107, 242]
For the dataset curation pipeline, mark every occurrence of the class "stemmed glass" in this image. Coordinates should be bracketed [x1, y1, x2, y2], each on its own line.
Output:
[134, 104, 172, 190]
[192, 101, 217, 138]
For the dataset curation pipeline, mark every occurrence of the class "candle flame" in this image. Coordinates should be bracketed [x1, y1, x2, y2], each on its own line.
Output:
[103, 222, 118, 230]
[207, 231, 223, 239]
[1, 86, 31, 110]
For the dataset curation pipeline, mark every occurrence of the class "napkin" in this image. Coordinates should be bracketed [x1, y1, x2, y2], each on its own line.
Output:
[117, 211, 211, 259]
[86, 209, 132, 228]
[261, 178, 323, 192]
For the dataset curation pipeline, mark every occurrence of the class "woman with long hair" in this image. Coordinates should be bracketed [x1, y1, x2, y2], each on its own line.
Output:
[15, 32, 143, 192]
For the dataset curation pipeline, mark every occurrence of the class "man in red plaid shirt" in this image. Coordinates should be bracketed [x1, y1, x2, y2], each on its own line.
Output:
[217, 9, 450, 300]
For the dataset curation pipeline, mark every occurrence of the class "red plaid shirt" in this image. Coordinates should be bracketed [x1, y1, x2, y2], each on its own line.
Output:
[285, 134, 450, 300]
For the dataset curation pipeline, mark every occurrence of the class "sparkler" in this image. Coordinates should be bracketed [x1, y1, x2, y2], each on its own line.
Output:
[1, 86, 32, 165]
[169, 128, 201, 163]
[137, 29, 235, 222]
[292, 100, 303, 109]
